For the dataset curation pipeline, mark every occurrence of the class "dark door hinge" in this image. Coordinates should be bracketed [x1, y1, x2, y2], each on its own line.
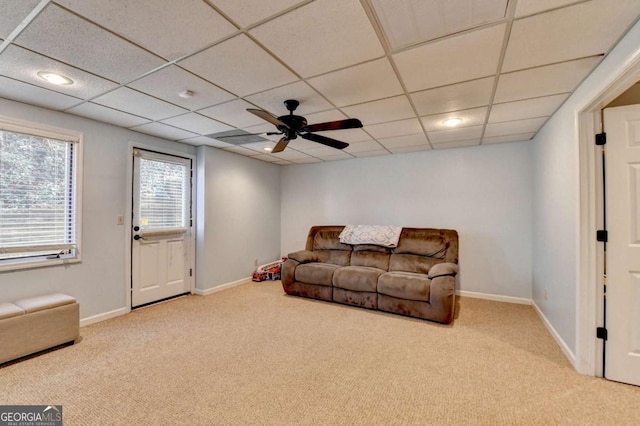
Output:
[189, 268, 193, 277]
[596, 327, 608, 340]
[596, 230, 608, 242]
[596, 132, 606, 145]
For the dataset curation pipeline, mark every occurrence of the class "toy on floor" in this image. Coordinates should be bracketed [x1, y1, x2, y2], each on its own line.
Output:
[252, 258, 287, 282]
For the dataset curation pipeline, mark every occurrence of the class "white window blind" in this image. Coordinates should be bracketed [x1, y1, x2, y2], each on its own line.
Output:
[138, 158, 187, 230]
[0, 127, 78, 261]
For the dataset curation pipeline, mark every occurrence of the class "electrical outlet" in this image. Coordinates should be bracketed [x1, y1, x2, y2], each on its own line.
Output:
[254, 258, 258, 267]
[544, 288, 548, 300]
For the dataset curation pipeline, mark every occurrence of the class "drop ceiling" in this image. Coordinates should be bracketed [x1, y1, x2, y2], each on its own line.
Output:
[0, 0, 639, 165]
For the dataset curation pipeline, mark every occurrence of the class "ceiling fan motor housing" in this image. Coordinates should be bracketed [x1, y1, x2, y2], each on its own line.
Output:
[277, 114, 308, 139]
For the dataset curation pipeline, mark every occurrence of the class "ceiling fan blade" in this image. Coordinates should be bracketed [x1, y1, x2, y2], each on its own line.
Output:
[303, 118, 363, 132]
[301, 133, 349, 150]
[215, 131, 282, 139]
[247, 108, 289, 129]
[271, 137, 290, 153]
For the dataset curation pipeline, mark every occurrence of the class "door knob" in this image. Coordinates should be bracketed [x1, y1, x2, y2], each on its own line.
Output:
[133, 234, 144, 241]
[133, 226, 140, 231]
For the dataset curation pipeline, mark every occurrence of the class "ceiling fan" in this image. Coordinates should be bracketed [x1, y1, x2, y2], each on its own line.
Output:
[244, 99, 363, 153]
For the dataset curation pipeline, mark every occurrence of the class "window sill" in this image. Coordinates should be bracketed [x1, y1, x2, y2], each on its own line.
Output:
[0, 256, 81, 273]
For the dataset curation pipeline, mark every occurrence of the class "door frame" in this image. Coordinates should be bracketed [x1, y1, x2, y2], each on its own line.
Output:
[577, 51, 640, 376]
[125, 142, 197, 309]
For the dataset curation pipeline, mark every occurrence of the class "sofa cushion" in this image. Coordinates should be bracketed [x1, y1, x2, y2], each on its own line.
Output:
[333, 266, 385, 292]
[295, 263, 340, 286]
[288, 250, 320, 264]
[389, 254, 441, 274]
[313, 229, 352, 251]
[428, 262, 459, 279]
[378, 271, 431, 302]
[315, 250, 352, 266]
[351, 250, 390, 270]
[0, 302, 25, 320]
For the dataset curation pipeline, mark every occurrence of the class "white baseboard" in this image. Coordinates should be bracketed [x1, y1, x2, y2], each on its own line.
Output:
[80, 307, 129, 327]
[456, 290, 532, 305]
[531, 300, 577, 368]
[193, 276, 252, 296]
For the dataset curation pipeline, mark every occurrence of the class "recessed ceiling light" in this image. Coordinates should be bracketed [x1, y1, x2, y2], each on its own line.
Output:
[37, 71, 73, 85]
[264, 147, 273, 152]
[178, 90, 194, 99]
[443, 118, 463, 127]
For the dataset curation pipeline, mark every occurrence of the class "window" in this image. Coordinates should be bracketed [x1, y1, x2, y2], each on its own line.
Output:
[0, 118, 82, 270]
[138, 157, 188, 230]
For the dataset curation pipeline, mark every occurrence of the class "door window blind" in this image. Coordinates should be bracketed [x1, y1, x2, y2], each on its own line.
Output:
[138, 158, 187, 230]
[0, 129, 77, 260]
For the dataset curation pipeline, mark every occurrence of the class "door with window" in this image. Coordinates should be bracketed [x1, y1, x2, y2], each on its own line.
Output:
[603, 105, 640, 386]
[131, 149, 192, 307]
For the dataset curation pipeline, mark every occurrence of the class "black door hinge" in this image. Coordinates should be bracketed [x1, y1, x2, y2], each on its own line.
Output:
[597, 327, 608, 340]
[596, 132, 606, 145]
[189, 268, 193, 277]
[596, 230, 608, 242]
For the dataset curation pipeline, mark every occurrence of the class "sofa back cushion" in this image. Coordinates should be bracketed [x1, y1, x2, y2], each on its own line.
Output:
[350, 244, 391, 270]
[306, 226, 352, 266]
[389, 228, 458, 273]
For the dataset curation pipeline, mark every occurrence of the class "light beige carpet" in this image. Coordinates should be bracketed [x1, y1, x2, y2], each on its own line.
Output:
[1, 281, 638, 425]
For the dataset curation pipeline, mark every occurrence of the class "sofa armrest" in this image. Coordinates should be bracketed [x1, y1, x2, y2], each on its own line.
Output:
[428, 262, 459, 279]
[288, 250, 320, 264]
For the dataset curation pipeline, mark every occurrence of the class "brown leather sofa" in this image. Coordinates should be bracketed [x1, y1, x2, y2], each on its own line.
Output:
[282, 226, 459, 324]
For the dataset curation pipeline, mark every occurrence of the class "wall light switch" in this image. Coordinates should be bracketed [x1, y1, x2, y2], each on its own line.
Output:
[116, 215, 124, 225]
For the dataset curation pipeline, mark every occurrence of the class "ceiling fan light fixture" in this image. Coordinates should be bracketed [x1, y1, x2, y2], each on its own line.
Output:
[264, 147, 273, 152]
[443, 118, 463, 127]
[37, 71, 73, 85]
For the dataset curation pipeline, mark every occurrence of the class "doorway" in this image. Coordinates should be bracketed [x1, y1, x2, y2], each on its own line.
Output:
[130, 148, 194, 307]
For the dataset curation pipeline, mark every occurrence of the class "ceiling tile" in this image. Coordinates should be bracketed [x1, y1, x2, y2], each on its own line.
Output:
[14, 4, 165, 82]
[128, 65, 235, 111]
[411, 77, 494, 115]
[483, 132, 535, 144]
[241, 123, 283, 142]
[421, 107, 488, 132]
[0, 0, 41, 39]
[250, 154, 281, 163]
[394, 23, 505, 92]
[489, 94, 568, 123]
[56, 0, 236, 60]
[378, 133, 429, 149]
[179, 34, 298, 96]
[130, 122, 198, 140]
[245, 81, 332, 116]
[290, 158, 322, 164]
[515, 0, 582, 18]
[67, 102, 150, 128]
[503, 0, 640, 72]
[274, 160, 294, 165]
[484, 117, 548, 137]
[198, 98, 265, 128]
[286, 138, 321, 151]
[344, 140, 385, 153]
[494, 57, 601, 103]
[242, 141, 279, 154]
[428, 125, 483, 144]
[307, 58, 403, 107]
[341, 96, 415, 126]
[0, 75, 81, 110]
[371, 0, 508, 50]
[179, 136, 233, 148]
[352, 150, 390, 158]
[432, 139, 481, 149]
[365, 118, 423, 139]
[214, 0, 306, 28]
[297, 146, 346, 157]
[92, 87, 188, 121]
[249, 0, 384, 77]
[269, 149, 312, 160]
[223, 146, 261, 156]
[389, 144, 432, 154]
[0, 45, 118, 99]
[304, 109, 347, 123]
[317, 152, 353, 161]
[161, 113, 233, 135]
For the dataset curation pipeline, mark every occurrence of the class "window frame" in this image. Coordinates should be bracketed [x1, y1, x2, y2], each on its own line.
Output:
[0, 116, 83, 272]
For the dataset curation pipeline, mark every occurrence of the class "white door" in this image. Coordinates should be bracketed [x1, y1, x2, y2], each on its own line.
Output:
[603, 104, 640, 386]
[131, 149, 192, 307]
